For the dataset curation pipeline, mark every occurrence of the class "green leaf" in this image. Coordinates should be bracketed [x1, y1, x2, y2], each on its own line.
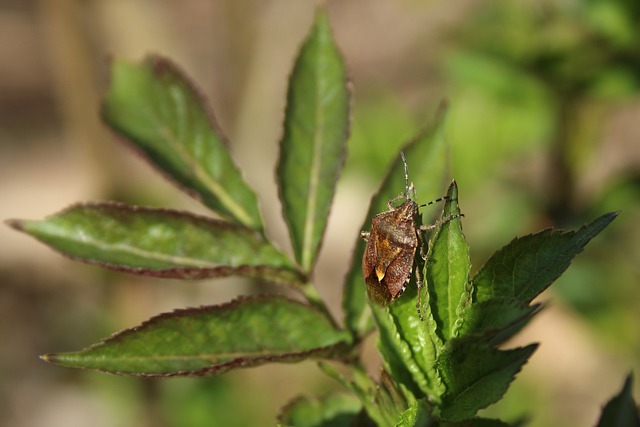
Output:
[371, 304, 428, 400]
[454, 299, 540, 346]
[277, 10, 350, 272]
[8, 203, 302, 286]
[387, 282, 445, 399]
[41, 296, 350, 376]
[424, 181, 471, 342]
[473, 212, 618, 304]
[342, 105, 449, 337]
[278, 393, 362, 427]
[596, 374, 640, 427]
[437, 343, 537, 421]
[396, 399, 432, 427]
[102, 56, 263, 230]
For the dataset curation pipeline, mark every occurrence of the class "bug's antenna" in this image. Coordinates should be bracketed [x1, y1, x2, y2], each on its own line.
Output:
[400, 151, 410, 196]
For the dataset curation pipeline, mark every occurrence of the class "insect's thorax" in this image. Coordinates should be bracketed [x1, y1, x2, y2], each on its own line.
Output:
[373, 199, 419, 247]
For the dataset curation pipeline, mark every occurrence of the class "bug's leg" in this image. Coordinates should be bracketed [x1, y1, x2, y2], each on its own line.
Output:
[360, 231, 370, 241]
[417, 228, 428, 261]
[419, 213, 464, 232]
[387, 192, 405, 210]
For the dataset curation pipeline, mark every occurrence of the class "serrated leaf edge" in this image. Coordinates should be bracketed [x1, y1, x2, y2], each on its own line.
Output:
[8, 202, 303, 285]
[471, 212, 619, 302]
[41, 295, 350, 377]
[439, 344, 538, 421]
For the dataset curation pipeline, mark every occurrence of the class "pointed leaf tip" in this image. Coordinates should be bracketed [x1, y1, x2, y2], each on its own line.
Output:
[473, 212, 618, 304]
[40, 354, 53, 363]
[41, 296, 350, 376]
[13, 203, 301, 285]
[424, 178, 471, 342]
[102, 56, 263, 230]
[5, 218, 24, 231]
[597, 373, 639, 427]
[277, 9, 350, 272]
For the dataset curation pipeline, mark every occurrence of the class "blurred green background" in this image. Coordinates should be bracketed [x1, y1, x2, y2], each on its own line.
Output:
[1, 1, 638, 426]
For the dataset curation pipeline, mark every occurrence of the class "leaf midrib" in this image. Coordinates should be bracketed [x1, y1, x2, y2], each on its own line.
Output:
[445, 225, 457, 339]
[42, 226, 218, 267]
[301, 37, 327, 271]
[68, 348, 325, 363]
[139, 96, 256, 229]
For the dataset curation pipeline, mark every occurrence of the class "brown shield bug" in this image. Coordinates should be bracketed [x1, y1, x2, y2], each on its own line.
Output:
[361, 152, 462, 313]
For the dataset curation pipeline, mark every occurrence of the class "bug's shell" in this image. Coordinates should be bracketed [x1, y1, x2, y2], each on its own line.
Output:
[362, 199, 419, 306]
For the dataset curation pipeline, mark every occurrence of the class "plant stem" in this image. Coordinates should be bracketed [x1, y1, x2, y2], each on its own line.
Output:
[301, 281, 340, 329]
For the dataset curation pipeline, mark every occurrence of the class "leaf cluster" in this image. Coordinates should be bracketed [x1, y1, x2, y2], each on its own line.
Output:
[345, 158, 617, 425]
[6, 8, 630, 427]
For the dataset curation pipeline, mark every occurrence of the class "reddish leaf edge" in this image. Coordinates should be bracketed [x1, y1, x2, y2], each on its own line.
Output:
[87, 264, 305, 286]
[8, 201, 262, 234]
[100, 55, 263, 231]
[7, 202, 305, 287]
[40, 295, 351, 378]
[41, 342, 351, 378]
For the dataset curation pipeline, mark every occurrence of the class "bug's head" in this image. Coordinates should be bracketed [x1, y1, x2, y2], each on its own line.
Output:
[396, 199, 418, 221]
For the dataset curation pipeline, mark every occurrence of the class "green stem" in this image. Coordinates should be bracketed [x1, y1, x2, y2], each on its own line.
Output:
[301, 282, 340, 330]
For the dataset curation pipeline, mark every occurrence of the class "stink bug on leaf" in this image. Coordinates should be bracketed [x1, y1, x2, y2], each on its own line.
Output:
[361, 152, 462, 314]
